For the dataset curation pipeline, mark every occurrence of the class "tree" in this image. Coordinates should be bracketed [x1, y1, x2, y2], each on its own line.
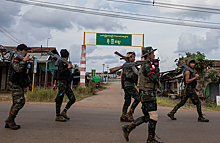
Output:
[103, 71, 108, 74]
[175, 51, 219, 103]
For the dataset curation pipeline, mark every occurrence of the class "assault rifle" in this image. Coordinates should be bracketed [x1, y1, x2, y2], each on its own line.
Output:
[115, 51, 130, 63]
[0, 45, 30, 62]
[109, 51, 149, 74]
[47, 50, 73, 69]
[181, 63, 195, 74]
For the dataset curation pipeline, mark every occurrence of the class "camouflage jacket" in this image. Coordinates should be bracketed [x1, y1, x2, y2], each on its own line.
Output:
[142, 63, 160, 82]
[9, 57, 30, 87]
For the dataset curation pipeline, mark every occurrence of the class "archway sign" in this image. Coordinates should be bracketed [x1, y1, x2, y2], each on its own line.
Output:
[80, 32, 144, 86]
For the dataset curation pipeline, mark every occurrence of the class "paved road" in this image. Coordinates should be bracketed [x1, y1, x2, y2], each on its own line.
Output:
[0, 82, 220, 143]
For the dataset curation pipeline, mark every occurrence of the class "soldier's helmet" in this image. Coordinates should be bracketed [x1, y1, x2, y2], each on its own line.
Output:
[141, 46, 157, 58]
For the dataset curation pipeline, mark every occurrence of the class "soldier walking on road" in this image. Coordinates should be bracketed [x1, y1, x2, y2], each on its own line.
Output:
[167, 58, 209, 122]
[53, 49, 76, 122]
[122, 47, 162, 143]
[5, 44, 32, 130]
[120, 52, 140, 122]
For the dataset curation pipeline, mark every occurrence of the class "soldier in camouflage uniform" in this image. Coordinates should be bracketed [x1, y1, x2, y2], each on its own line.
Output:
[167, 58, 209, 122]
[5, 44, 32, 130]
[53, 49, 76, 122]
[120, 52, 140, 122]
[122, 47, 162, 143]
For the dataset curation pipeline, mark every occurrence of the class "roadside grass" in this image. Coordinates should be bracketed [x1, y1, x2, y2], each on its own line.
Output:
[157, 97, 220, 112]
[0, 82, 110, 103]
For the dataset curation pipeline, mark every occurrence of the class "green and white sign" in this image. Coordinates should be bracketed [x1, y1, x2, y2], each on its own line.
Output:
[96, 33, 132, 46]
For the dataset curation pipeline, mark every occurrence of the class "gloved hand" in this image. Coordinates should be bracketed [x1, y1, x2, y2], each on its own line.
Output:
[152, 59, 159, 68]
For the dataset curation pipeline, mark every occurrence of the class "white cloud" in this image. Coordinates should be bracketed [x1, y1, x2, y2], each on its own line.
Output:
[175, 30, 220, 53]
[1, 0, 220, 73]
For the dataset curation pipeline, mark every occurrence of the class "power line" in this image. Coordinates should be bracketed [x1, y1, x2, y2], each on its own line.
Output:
[0, 26, 20, 44]
[107, 0, 220, 14]
[26, 0, 220, 25]
[154, 0, 220, 9]
[0, 25, 23, 43]
[6, 0, 220, 30]
[141, 0, 220, 11]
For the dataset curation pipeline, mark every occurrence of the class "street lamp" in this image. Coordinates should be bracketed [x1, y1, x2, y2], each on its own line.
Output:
[107, 66, 109, 74]
[47, 38, 50, 48]
[102, 64, 105, 74]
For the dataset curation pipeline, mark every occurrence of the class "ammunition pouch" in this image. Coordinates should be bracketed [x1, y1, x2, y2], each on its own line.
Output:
[9, 65, 31, 88]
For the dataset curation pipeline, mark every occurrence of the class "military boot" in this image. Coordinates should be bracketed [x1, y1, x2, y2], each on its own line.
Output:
[55, 115, 67, 122]
[198, 114, 209, 122]
[61, 110, 70, 120]
[127, 109, 134, 122]
[120, 112, 130, 122]
[167, 110, 176, 120]
[122, 122, 136, 141]
[5, 115, 20, 130]
[147, 133, 163, 143]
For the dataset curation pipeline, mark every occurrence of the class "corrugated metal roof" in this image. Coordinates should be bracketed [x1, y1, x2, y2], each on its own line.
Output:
[4, 46, 57, 53]
[0, 46, 59, 63]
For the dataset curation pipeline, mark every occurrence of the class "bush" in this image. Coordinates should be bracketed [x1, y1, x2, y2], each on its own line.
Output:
[26, 82, 99, 102]
[26, 88, 58, 102]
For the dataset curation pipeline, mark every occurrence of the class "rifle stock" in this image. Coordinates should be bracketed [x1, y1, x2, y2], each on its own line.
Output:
[47, 50, 73, 69]
[114, 51, 129, 62]
[0, 45, 29, 61]
[109, 66, 122, 74]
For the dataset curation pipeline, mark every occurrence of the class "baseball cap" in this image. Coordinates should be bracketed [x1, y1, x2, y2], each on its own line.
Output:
[17, 44, 31, 51]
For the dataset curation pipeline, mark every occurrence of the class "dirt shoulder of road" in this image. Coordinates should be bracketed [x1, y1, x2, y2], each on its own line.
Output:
[1, 82, 219, 112]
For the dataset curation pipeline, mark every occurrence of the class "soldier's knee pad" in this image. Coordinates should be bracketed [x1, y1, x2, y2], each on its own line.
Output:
[149, 111, 158, 121]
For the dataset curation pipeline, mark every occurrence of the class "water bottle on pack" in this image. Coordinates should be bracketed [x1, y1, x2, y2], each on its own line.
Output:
[26, 63, 31, 74]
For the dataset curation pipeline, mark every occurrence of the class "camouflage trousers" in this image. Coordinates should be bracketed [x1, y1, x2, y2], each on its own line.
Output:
[55, 80, 76, 115]
[122, 86, 140, 113]
[133, 89, 157, 134]
[173, 86, 202, 115]
[8, 82, 25, 116]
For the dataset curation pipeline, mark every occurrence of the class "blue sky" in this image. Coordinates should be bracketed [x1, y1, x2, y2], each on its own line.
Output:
[1, 0, 220, 72]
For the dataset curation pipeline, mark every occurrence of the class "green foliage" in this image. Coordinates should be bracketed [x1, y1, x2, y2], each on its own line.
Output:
[201, 70, 205, 78]
[157, 97, 220, 111]
[175, 67, 179, 73]
[26, 88, 58, 102]
[76, 82, 97, 95]
[207, 70, 219, 83]
[196, 51, 206, 60]
[25, 83, 99, 102]
[181, 57, 188, 63]
[213, 61, 217, 67]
